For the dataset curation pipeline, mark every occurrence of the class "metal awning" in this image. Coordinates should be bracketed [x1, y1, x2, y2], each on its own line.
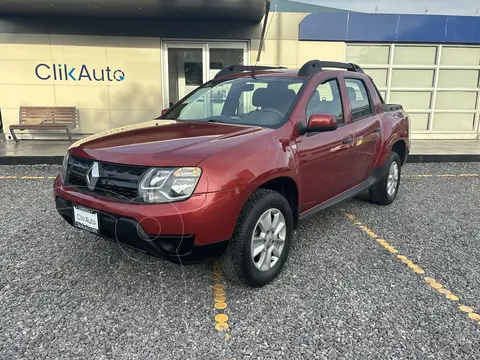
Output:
[0, 0, 268, 22]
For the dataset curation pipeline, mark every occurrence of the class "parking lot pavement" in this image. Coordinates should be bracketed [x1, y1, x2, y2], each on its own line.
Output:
[1, 163, 479, 359]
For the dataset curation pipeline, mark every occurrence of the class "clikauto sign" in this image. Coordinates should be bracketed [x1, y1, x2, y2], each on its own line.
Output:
[35, 63, 125, 82]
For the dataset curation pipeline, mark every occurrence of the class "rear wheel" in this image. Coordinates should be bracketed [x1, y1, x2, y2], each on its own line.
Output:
[369, 151, 401, 205]
[221, 189, 293, 287]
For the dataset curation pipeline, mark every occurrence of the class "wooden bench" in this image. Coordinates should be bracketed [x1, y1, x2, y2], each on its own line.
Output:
[9, 106, 78, 143]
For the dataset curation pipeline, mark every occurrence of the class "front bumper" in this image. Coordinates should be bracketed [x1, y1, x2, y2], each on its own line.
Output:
[54, 176, 251, 263]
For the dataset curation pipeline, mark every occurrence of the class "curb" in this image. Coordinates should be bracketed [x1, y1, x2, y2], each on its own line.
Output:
[407, 154, 480, 163]
[0, 156, 64, 165]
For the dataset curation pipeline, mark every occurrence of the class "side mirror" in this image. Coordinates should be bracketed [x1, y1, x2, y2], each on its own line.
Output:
[298, 113, 338, 135]
[160, 108, 169, 116]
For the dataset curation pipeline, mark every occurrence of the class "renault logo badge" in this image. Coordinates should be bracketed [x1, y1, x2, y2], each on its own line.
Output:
[86, 162, 100, 190]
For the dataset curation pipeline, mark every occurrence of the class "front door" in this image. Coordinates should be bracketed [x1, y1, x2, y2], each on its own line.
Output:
[295, 77, 354, 212]
[343, 77, 382, 186]
[163, 41, 247, 109]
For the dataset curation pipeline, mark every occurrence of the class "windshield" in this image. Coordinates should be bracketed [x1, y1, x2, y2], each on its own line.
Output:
[163, 76, 306, 127]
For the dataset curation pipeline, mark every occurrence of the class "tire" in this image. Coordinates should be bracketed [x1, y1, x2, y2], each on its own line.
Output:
[221, 188, 293, 287]
[368, 151, 402, 205]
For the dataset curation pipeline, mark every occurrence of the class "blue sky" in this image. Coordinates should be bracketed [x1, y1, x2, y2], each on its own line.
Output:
[298, 0, 480, 16]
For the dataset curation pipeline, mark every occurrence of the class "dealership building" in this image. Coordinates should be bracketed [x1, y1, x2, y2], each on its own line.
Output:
[0, 0, 479, 142]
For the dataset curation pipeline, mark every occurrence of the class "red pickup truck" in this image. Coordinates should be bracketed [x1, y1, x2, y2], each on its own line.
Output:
[54, 60, 410, 287]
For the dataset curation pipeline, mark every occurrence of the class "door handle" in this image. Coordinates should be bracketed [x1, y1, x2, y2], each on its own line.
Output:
[343, 137, 353, 144]
[374, 127, 381, 133]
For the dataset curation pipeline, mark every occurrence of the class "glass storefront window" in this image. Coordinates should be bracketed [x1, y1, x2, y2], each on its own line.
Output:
[441, 47, 480, 66]
[409, 113, 430, 131]
[393, 46, 437, 65]
[432, 113, 475, 131]
[164, 42, 247, 109]
[390, 91, 432, 110]
[435, 92, 478, 110]
[391, 69, 434, 88]
[346, 45, 390, 65]
[209, 48, 244, 79]
[364, 69, 388, 87]
[438, 70, 479, 88]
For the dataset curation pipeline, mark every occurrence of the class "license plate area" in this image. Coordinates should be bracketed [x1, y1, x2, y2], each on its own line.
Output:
[73, 205, 99, 234]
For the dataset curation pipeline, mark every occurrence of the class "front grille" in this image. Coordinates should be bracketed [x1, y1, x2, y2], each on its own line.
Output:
[64, 155, 148, 202]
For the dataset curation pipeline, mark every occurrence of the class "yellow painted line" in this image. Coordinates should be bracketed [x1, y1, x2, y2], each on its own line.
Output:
[404, 174, 479, 178]
[345, 213, 479, 327]
[211, 261, 231, 339]
[0, 175, 57, 180]
[468, 313, 480, 321]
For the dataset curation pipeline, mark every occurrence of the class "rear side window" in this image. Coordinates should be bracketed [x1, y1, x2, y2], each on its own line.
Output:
[345, 78, 373, 121]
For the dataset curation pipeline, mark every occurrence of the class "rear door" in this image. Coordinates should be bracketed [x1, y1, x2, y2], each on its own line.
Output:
[341, 75, 382, 186]
[294, 76, 355, 210]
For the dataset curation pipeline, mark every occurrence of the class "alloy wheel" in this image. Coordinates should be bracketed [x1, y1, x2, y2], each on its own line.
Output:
[250, 208, 287, 272]
[387, 160, 399, 197]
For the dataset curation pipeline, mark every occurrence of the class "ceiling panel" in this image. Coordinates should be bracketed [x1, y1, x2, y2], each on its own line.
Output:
[0, 0, 267, 21]
[0, 0, 38, 15]
[26, 1, 98, 16]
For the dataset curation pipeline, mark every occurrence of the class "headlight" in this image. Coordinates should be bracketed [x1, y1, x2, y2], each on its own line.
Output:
[138, 167, 202, 203]
[60, 151, 70, 183]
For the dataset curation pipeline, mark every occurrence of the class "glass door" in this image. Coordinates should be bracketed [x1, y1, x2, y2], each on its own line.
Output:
[208, 43, 246, 80]
[163, 43, 205, 108]
[162, 41, 248, 109]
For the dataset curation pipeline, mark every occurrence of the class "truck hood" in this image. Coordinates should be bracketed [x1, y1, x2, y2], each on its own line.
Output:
[68, 119, 266, 166]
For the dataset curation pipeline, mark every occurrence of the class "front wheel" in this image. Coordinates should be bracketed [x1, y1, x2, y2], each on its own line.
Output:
[368, 151, 402, 205]
[221, 189, 293, 287]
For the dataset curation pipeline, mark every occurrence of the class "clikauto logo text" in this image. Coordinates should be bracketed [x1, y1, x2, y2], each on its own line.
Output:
[35, 64, 125, 82]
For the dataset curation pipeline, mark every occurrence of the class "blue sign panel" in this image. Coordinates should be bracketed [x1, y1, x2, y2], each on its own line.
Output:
[35, 64, 125, 82]
[299, 12, 480, 44]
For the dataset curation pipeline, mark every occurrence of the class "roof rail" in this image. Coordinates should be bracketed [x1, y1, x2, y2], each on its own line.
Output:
[214, 64, 287, 80]
[297, 60, 364, 77]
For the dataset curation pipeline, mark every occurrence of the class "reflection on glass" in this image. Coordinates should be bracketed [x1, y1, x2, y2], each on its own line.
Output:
[364, 69, 388, 87]
[393, 46, 437, 65]
[390, 91, 432, 110]
[409, 113, 430, 131]
[167, 48, 203, 107]
[435, 92, 477, 110]
[438, 70, 479, 88]
[441, 47, 480, 66]
[164, 77, 305, 128]
[346, 45, 390, 64]
[209, 49, 244, 80]
[391, 70, 434, 88]
[433, 113, 475, 131]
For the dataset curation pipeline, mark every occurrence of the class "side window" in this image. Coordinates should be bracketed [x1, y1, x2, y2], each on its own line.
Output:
[345, 78, 373, 121]
[306, 79, 344, 124]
